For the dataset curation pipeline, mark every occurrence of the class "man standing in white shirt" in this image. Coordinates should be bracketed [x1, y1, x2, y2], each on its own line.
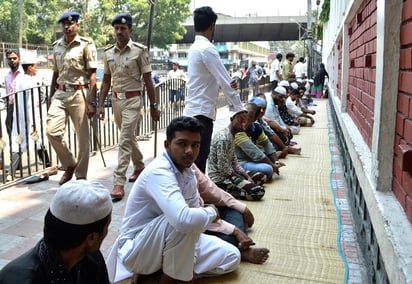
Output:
[269, 53, 283, 90]
[293, 57, 306, 80]
[183, 6, 244, 173]
[167, 62, 186, 110]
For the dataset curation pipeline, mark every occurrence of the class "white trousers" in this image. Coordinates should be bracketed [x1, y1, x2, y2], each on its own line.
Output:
[106, 215, 240, 283]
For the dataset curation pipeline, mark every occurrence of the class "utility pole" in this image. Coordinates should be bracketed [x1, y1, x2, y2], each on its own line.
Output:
[307, 0, 313, 78]
[19, 0, 23, 48]
[82, 0, 89, 36]
[146, 0, 156, 51]
[147, 0, 157, 156]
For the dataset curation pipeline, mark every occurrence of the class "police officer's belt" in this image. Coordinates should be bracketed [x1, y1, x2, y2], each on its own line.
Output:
[58, 84, 88, 91]
[113, 91, 141, 99]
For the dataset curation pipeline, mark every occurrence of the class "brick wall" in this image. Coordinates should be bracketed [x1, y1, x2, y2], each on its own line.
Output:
[394, 0, 412, 223]
[347, 0, 377, 148]
[337, 39, 342, 100]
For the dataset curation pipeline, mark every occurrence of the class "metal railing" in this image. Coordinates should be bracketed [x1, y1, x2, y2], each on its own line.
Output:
[0, 74, 270, 187]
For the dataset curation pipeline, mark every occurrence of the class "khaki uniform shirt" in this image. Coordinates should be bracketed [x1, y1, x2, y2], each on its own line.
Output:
[103, 40, 152, 93]
[52, 35, 98, 85]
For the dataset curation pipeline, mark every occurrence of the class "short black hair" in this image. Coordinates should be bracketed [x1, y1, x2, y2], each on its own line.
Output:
[43, 209, 110, 250]
[286, 52, 295, 59]
[6, 49, 19, 58]
[166, 116, 203, 142]
[194, 6, 217, 32]
[22, 64, 34, 72]
[291, 88, 300, 96]
[245, 102, 260, 120]
[276, 53, 283, 60]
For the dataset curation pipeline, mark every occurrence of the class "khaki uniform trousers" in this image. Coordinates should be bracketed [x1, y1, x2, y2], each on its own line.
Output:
[46, 89, 89, 179]
[112, 95, 144, 185]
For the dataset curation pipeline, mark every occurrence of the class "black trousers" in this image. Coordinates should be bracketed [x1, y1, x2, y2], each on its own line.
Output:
[194, 115, 213, 173]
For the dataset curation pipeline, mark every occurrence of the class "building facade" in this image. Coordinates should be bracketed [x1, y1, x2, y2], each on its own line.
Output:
[167, 42, 269, 72]
[323, 0, 412, 282]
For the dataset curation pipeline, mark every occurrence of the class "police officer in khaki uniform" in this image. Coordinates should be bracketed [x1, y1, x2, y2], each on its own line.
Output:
[97, 13, 160, 200]
[47, 11, 98, 185]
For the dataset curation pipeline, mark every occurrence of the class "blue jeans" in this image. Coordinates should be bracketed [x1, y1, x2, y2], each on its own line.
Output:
[205, 207, 246, 248]
[241, 161, 273, 178]
[169, 89, 179, 103]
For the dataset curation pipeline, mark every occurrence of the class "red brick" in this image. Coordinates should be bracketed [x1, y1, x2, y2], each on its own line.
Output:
[398, 93, 410, 116]
[405, 119, 412, 144]
[401, 22, 412, 45]
[394, 154, 404, 180]
[371, 53, 376, 68]
[393, 178, 406, 209]
[400, 48, 412, 69]
[403, 170, 412, 194]
[410, 97, 412, 117]
[403, 0, 412, 21]
[396, 113, 406, 136]
[406, 195, 412, 224]
[399, 71, 412, 94]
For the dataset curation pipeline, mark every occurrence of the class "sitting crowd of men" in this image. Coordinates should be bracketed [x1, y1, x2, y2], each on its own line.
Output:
[0, 6, 319, 284]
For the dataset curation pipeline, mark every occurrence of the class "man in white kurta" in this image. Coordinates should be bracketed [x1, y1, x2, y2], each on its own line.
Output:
[106, 116, 240, 283]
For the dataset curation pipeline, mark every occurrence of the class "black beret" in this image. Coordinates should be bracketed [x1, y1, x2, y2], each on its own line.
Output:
[58, 11, 80, 24]
[111, 13, 133, 26]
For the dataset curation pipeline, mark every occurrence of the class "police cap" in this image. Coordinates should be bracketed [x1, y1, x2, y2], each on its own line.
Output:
[111, 13, 133, 26]
[58, 11, 80, 24]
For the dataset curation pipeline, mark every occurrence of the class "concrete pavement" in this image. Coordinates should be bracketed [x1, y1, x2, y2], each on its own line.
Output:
[0, 99, 368, 283]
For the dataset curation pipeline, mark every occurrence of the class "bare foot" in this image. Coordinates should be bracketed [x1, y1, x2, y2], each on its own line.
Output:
[279, 148, 288, 159]
[275, 150, 284, 159]
[273, 161, 286, 175]
[288, 147, 301, 155]
[241, 247, 270, 264]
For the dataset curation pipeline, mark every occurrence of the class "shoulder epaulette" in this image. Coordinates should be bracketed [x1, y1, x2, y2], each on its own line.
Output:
[52, 39, 61, 46]
[132, 42, 146, 49]
[104, 44, 115, 51]
[79, 36, 93, 44]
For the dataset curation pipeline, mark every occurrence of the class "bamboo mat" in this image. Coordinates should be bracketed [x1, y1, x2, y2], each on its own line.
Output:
[117, 98, 346, 284]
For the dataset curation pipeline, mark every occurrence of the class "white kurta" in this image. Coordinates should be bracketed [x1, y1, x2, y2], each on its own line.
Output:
[106, 152, 240, 283]
[11, 74, 34, 152]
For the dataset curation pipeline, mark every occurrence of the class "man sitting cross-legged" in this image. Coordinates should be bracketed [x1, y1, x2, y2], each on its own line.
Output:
[106, 116, 241, 284]
[193, 164, 270, 264]
[208, 110, 266, 201]
[234, 102, 286, 181]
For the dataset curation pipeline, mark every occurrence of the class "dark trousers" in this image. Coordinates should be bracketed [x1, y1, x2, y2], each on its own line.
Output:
[194, 115, 213, 173]
[271, 80, 278, 91]
[205, 207, 246, 248]
[5, 103, 13, 137]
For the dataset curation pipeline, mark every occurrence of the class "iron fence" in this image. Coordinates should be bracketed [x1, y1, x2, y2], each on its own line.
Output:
[0, 74, 270, 188]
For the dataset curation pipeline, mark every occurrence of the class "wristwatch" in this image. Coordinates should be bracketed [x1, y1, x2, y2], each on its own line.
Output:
[150, 103, 158, 109]
[89, 102, 97, 107]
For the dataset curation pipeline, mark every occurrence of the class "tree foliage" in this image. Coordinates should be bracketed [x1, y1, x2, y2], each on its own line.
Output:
[0, 0, 191, 48]
[319, 0, 330, 23]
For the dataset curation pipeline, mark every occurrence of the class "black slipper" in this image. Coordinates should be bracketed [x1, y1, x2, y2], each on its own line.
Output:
[25, 173, 49, 184]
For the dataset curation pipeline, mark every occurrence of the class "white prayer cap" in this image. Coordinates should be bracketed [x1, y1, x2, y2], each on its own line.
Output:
[229, 109, 248, 119]
[274, 86, 287, 95]
[296, 78, 305, 83]
[19, 48, 38, 65]
[290, 82, 299, 90]
[50, 180, 112, 225]
[279, 80, 289, 87]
